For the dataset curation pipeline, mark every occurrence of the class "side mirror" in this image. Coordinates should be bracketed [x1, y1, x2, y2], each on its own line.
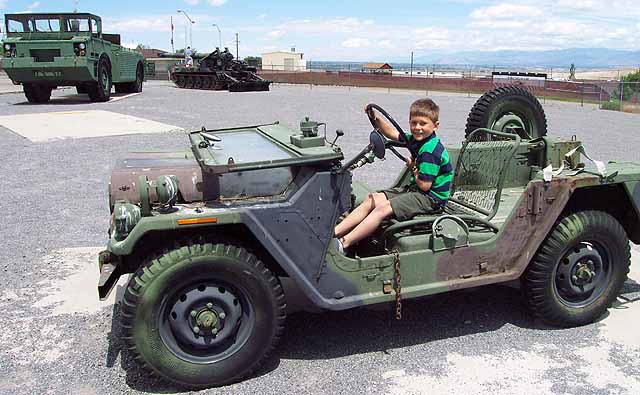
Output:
[369, 131, 386, 159]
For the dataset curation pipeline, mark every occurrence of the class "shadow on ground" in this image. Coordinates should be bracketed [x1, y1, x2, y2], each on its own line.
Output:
[104, 278, 640, 392]
[13, 92, 137, 106]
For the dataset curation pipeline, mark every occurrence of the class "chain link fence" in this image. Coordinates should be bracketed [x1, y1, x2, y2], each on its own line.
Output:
[258, 64, 640, 114]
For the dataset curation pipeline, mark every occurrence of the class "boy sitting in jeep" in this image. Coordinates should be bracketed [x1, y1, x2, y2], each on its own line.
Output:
[335, 98, 453, 251]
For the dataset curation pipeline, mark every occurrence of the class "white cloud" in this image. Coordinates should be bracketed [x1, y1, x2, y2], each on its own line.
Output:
[470, 4, 543, 19]
[0, 0, 7, 9]
[278, 17, 372, 35]
[378, 40, 394, 49]
[267, 30, 284, 39]
[258, 14, 268, 20]
[106, 16, 173, 33]
[184, 0, 200, 5]
[27, 2, 40, 11]
[341, 38, 371, 48]
[208, 0, 228, 6]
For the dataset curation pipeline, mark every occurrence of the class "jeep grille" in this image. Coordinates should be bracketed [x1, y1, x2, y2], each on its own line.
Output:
[30, 49, 60, 62]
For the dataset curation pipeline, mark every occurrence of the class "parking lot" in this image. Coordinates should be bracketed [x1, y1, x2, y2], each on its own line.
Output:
[0, 79, 639, 394]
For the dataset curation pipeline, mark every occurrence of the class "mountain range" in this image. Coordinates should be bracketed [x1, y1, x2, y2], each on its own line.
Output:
[411, 48, 640, 69]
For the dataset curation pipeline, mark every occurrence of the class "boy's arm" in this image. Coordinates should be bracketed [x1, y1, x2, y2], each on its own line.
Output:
[414, 153, 440, 193]
[373, 114, 403, 142]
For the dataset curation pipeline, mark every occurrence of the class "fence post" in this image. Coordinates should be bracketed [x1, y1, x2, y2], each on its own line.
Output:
[348, 64, 351, 91]
[598, 84, 602, 109]
[620, 80, 624, 112]
[580, 80, 584, 107]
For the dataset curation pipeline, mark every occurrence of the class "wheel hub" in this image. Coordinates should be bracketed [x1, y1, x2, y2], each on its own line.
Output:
[554, 241, 610, 307]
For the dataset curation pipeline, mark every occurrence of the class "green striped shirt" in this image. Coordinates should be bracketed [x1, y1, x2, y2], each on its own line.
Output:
[401, 131, 453, 204]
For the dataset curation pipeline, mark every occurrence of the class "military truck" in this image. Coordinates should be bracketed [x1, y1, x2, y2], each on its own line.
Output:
[98, 87, 640, 388]
[1, 13, 144, 103]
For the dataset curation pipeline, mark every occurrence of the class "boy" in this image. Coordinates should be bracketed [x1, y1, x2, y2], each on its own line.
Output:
[335, 98, 453, 251]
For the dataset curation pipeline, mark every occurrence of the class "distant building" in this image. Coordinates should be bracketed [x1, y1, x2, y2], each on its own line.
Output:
[137, 48, 168, 59]
[362, 63, 393, 74]
[262, 50, 307, 71]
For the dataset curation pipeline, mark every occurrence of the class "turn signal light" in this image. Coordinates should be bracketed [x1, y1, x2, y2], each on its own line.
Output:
[177, 217, 218, 225]
[79, 50, 86, 56]
[5, 51, 10, 57]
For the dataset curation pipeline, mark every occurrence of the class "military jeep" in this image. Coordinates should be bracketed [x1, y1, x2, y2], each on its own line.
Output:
[1, 13, 144, 103]
[98, 87, 640, 388]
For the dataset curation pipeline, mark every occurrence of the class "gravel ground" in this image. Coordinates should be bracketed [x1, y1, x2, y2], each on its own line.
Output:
[0, 81, 639, 395]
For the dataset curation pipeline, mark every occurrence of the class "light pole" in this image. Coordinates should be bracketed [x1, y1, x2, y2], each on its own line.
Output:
[212, 24, 222, 49]
[176, 10, 195, 48]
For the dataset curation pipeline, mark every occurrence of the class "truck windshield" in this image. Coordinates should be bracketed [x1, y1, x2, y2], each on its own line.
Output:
[5, 15, 92, 33]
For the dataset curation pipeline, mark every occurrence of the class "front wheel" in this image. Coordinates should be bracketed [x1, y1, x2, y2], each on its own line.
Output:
[88, 58, 112, 102]
[522, 210, 630, 327]
[120, 240, 286, 388]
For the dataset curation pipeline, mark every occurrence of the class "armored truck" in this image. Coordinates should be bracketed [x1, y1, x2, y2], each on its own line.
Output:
[98, 87, 640, 388]
[1, 13, 144, 103]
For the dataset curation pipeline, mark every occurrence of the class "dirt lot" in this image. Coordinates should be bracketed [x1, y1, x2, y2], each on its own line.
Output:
[0, 80, 639, 394]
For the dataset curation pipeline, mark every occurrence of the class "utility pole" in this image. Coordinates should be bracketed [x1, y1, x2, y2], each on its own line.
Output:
[410, 51, 414, 78]
[235, 33, 239, 59]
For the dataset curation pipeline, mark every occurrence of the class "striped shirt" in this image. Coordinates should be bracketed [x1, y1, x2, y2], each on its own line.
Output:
[399, 131, 453, 204]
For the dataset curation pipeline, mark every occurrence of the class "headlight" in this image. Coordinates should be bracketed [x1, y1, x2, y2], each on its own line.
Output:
[111, 202, 141, 241]
[3, 43, 10, 50]
[78, 43, 86, 50]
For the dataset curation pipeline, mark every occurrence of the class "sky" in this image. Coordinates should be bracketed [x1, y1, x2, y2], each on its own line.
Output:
[1, 0, 639, 61]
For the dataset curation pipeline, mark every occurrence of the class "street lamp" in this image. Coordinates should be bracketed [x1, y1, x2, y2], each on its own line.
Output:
[176, 9, 195, 48]
[212, 24, 222, 49]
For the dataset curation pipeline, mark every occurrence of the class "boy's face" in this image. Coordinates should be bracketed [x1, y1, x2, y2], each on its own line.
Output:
[409, 115, 439, 141]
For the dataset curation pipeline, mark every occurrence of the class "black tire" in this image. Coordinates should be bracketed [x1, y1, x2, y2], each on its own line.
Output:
[88, 57, 112, 102]
[175, 74, 186, 88]
[202, 77, 211, 90]
[120, 239, 286, 388]
[184, 76, 194, 89]
[522, 211, 630, 327]
[465, 86, 547, 140]
[193, 76, 203, 89]
[76, 85, 88, 94]
[123, 63, 144, 93]
[114, 84, 127, 93]
[23, 84, 51, 103]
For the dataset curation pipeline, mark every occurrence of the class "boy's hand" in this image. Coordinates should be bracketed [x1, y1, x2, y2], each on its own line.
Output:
[406, 158, 418, 173]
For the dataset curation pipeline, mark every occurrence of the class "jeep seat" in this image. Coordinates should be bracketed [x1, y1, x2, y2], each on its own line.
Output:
[383, 128, 521, 248]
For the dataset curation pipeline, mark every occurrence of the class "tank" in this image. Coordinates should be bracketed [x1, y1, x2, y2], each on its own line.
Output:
[169, 47, 271, 92]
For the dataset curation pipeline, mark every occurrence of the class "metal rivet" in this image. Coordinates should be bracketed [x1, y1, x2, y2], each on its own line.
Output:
[212, 328, 218, 335]
[219, 312, 226, 319]
[190, 310, 197, 317]
[193, 326, 200, 333]
[206, 302, 213, 309]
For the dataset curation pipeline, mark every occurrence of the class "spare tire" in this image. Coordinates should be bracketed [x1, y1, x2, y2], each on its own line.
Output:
[464, 86, 547, 140]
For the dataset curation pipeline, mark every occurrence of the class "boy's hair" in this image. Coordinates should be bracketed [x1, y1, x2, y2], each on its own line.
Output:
[410, 98, 439, 123]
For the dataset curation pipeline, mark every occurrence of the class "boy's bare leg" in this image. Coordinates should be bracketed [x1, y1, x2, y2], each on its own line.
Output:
[335, 192, 387, 238]
[342, 201, 394, 248]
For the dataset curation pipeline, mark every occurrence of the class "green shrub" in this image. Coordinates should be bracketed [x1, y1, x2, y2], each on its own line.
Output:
[601, 100, 621, 111]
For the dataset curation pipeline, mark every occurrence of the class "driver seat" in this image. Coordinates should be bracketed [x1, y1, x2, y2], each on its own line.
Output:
[382, 128, 521, 248]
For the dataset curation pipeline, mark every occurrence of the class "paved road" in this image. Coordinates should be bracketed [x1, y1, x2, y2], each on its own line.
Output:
[0, 81, 639, 394]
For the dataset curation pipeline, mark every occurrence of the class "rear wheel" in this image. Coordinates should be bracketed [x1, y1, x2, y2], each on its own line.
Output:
[88, 58, 112, 102]
[23, 84, 52, 103]
[202, 77, 211, 90]
[522, 211, 630, 327]
[76, 85, 88, 94]
[120, 240, 286, 388]
[184, 76, 194, 89]
[465, 86, 547, 140]
[175, 75, 186, 88]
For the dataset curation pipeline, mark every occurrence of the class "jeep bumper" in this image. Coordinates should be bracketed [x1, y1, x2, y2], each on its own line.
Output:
[1, 56, 96, 84]
[97, 250, 122, 301]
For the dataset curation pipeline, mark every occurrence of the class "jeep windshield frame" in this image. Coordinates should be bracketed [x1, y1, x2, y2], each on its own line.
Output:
[189, 123, 344, 174]
[4, 13, 102, 37]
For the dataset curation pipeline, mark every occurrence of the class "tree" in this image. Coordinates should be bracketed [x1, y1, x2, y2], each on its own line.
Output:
[614, 70, 640, 102]
[244, 56, 262, 68]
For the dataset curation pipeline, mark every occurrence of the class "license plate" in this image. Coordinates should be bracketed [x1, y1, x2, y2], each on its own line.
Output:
[34, 71, 62, 77]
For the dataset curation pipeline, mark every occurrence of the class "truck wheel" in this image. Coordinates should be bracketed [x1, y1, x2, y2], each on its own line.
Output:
[465, 86, 547, 140]
[120, 240, 286, 388]
[522, 211, 630, 327]
[76, 85, 88, 94]
[88, 58, 112, 102]
[184, 76, 194, 89]
[131, 62, 144, 93]
[23, 84, 51, 103]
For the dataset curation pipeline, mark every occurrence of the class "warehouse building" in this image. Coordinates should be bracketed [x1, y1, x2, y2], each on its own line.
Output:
[261, 49, 307, 71]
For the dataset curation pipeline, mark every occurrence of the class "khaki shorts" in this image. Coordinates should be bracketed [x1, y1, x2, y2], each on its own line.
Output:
[381, 186, 443, 221]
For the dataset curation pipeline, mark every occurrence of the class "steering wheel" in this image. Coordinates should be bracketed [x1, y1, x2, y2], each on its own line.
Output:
[365, 103, 409, 162]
